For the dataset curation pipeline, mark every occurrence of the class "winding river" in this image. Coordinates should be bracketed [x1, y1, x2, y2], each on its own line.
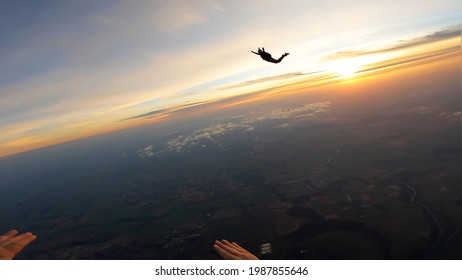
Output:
[399, 181, 446, 249]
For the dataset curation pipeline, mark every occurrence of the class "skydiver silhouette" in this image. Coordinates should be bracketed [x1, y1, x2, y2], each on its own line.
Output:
[251, 47, 289, 64]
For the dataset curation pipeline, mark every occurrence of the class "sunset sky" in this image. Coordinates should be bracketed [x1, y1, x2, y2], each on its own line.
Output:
[0, 0, 460, 157]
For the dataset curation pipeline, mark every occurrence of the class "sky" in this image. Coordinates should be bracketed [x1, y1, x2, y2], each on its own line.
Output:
[0, 0, 460, 157]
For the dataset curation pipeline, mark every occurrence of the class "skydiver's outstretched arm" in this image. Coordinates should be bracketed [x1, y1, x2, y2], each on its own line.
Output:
[251, 51, 259, 55]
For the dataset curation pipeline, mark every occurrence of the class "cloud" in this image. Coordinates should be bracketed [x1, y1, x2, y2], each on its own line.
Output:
[136, 145, 156, 158]
[241, 102, 330, 123]
[124, 108, 172, 121]
[166, 122, 246, 152]
[412, 106, 431, 114]
[327, 25, 461, 60]
[152, 0, 224, 33]
[124, 99, 214, 121]
[164, 102, 330, 152]
[355, 45, 460, 75]
[218, 72, 309, 91]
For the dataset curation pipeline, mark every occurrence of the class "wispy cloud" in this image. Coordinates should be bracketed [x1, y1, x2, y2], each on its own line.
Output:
[136, 145, 157, 158]
[218, 72, 308, 91]
[152, 0, 224, 33]
[124, 108, 172, 121]
[355, 45, 459, 75]
[124, 99, 214, 121]
[327, 25, 461, 60]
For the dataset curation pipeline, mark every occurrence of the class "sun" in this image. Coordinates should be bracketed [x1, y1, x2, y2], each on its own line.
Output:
[335, 64, 360, 78]
[325, 53, 393, 80]
[327, 59, 362, 79]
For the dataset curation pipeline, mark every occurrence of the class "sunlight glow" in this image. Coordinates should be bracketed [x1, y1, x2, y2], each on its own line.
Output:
[326, 54, 393, 79]
[328, 60, 361, 79]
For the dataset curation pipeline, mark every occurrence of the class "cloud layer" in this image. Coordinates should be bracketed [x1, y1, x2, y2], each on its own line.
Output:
[134, 101, 330, 157]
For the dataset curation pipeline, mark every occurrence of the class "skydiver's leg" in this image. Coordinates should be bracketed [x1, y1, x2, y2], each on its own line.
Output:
[275, 53, 290, 63]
